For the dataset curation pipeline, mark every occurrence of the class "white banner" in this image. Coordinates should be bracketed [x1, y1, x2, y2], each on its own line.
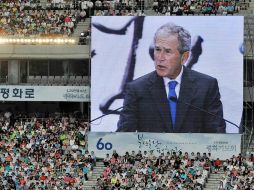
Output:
[88, 132, 241, 160]
[0, 85, 89, 102]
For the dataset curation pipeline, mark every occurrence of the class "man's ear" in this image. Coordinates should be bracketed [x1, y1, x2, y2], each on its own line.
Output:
[149, 44, 154, 60]
[181, 51, 190, 64]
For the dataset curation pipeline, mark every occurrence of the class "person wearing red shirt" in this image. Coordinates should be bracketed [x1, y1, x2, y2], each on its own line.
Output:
[249, 154, 254, 163]
[39, 173, 47, 181]
[20, 177, 26, 187]
[69, 177, 76, 186]
[214, 158, 222, 173]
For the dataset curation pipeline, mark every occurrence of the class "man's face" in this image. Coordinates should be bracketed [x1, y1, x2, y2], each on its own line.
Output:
[154, 34, 189, 79]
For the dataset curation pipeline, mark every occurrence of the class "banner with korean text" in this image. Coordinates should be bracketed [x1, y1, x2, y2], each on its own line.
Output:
[88, 132, 241, 160]
[0, 85, 89, 102]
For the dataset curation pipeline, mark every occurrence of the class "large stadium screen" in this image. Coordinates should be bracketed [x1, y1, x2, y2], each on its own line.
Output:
[91, 16, 243, 133]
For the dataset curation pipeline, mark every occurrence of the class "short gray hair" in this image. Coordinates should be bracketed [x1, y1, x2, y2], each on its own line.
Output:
[154, 23, 191, 54]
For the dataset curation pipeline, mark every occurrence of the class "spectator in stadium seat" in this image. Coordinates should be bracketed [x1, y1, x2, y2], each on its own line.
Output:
[155, 155, 165, 166]
[189, 3, 198, 15]
[219, 3, 228, 15]
[214, 158, 222, 173]
[103, 153, 110, 166]
[112, 149, 119, 160]
[201, 4, 213, 15]
[172, 5, 183, 15]
[117, 22, 226, 133]
[183, 3, 194, 15]
[226, 2, 235, 15]
[134, 150, 142, 162]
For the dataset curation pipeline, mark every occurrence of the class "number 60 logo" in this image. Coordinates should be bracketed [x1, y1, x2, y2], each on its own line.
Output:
[96, 138, 113, 150]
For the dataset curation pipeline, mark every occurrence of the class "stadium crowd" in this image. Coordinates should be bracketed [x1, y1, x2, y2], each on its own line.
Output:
[0, 111, 94, 190]
[152, 0, 240, 15]
[0, 111, 253, 189]
[218, 154, 254, 190]
[0, 2, 79, 37]
[0, 0, 241, 38]
[95, 151, 254, 190]
[97, 150, 210, 189]
[0, 1, 252, 190]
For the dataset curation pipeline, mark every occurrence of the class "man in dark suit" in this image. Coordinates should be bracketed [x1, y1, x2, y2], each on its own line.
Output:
[116, 22, 226, 133]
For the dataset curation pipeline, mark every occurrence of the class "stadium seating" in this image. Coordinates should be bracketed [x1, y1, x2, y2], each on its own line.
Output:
[0, 0, 241, 41]
[96, 151, 210, 189]
[0, 112, 252, 190]
[26, 75, 87, 86]
[0, 112, 90, 189]
[0, 1, 252, 190]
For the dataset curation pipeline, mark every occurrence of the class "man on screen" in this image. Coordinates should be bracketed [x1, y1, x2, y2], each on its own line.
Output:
[116, 22, 226, 133]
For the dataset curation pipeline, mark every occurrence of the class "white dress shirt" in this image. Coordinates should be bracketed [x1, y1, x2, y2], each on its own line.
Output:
[163, 65, 183, 98]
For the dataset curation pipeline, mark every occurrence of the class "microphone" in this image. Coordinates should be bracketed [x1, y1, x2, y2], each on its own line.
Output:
[90, 97, 142, 123]
[169, 96, 243, 132]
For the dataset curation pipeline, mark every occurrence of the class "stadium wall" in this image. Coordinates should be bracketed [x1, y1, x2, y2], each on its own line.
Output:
[0, 45, 89, 59]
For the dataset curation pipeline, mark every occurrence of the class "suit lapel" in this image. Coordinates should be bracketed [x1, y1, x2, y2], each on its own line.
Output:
[174, 67, 196, 132]
[148, 72, 173, 133]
